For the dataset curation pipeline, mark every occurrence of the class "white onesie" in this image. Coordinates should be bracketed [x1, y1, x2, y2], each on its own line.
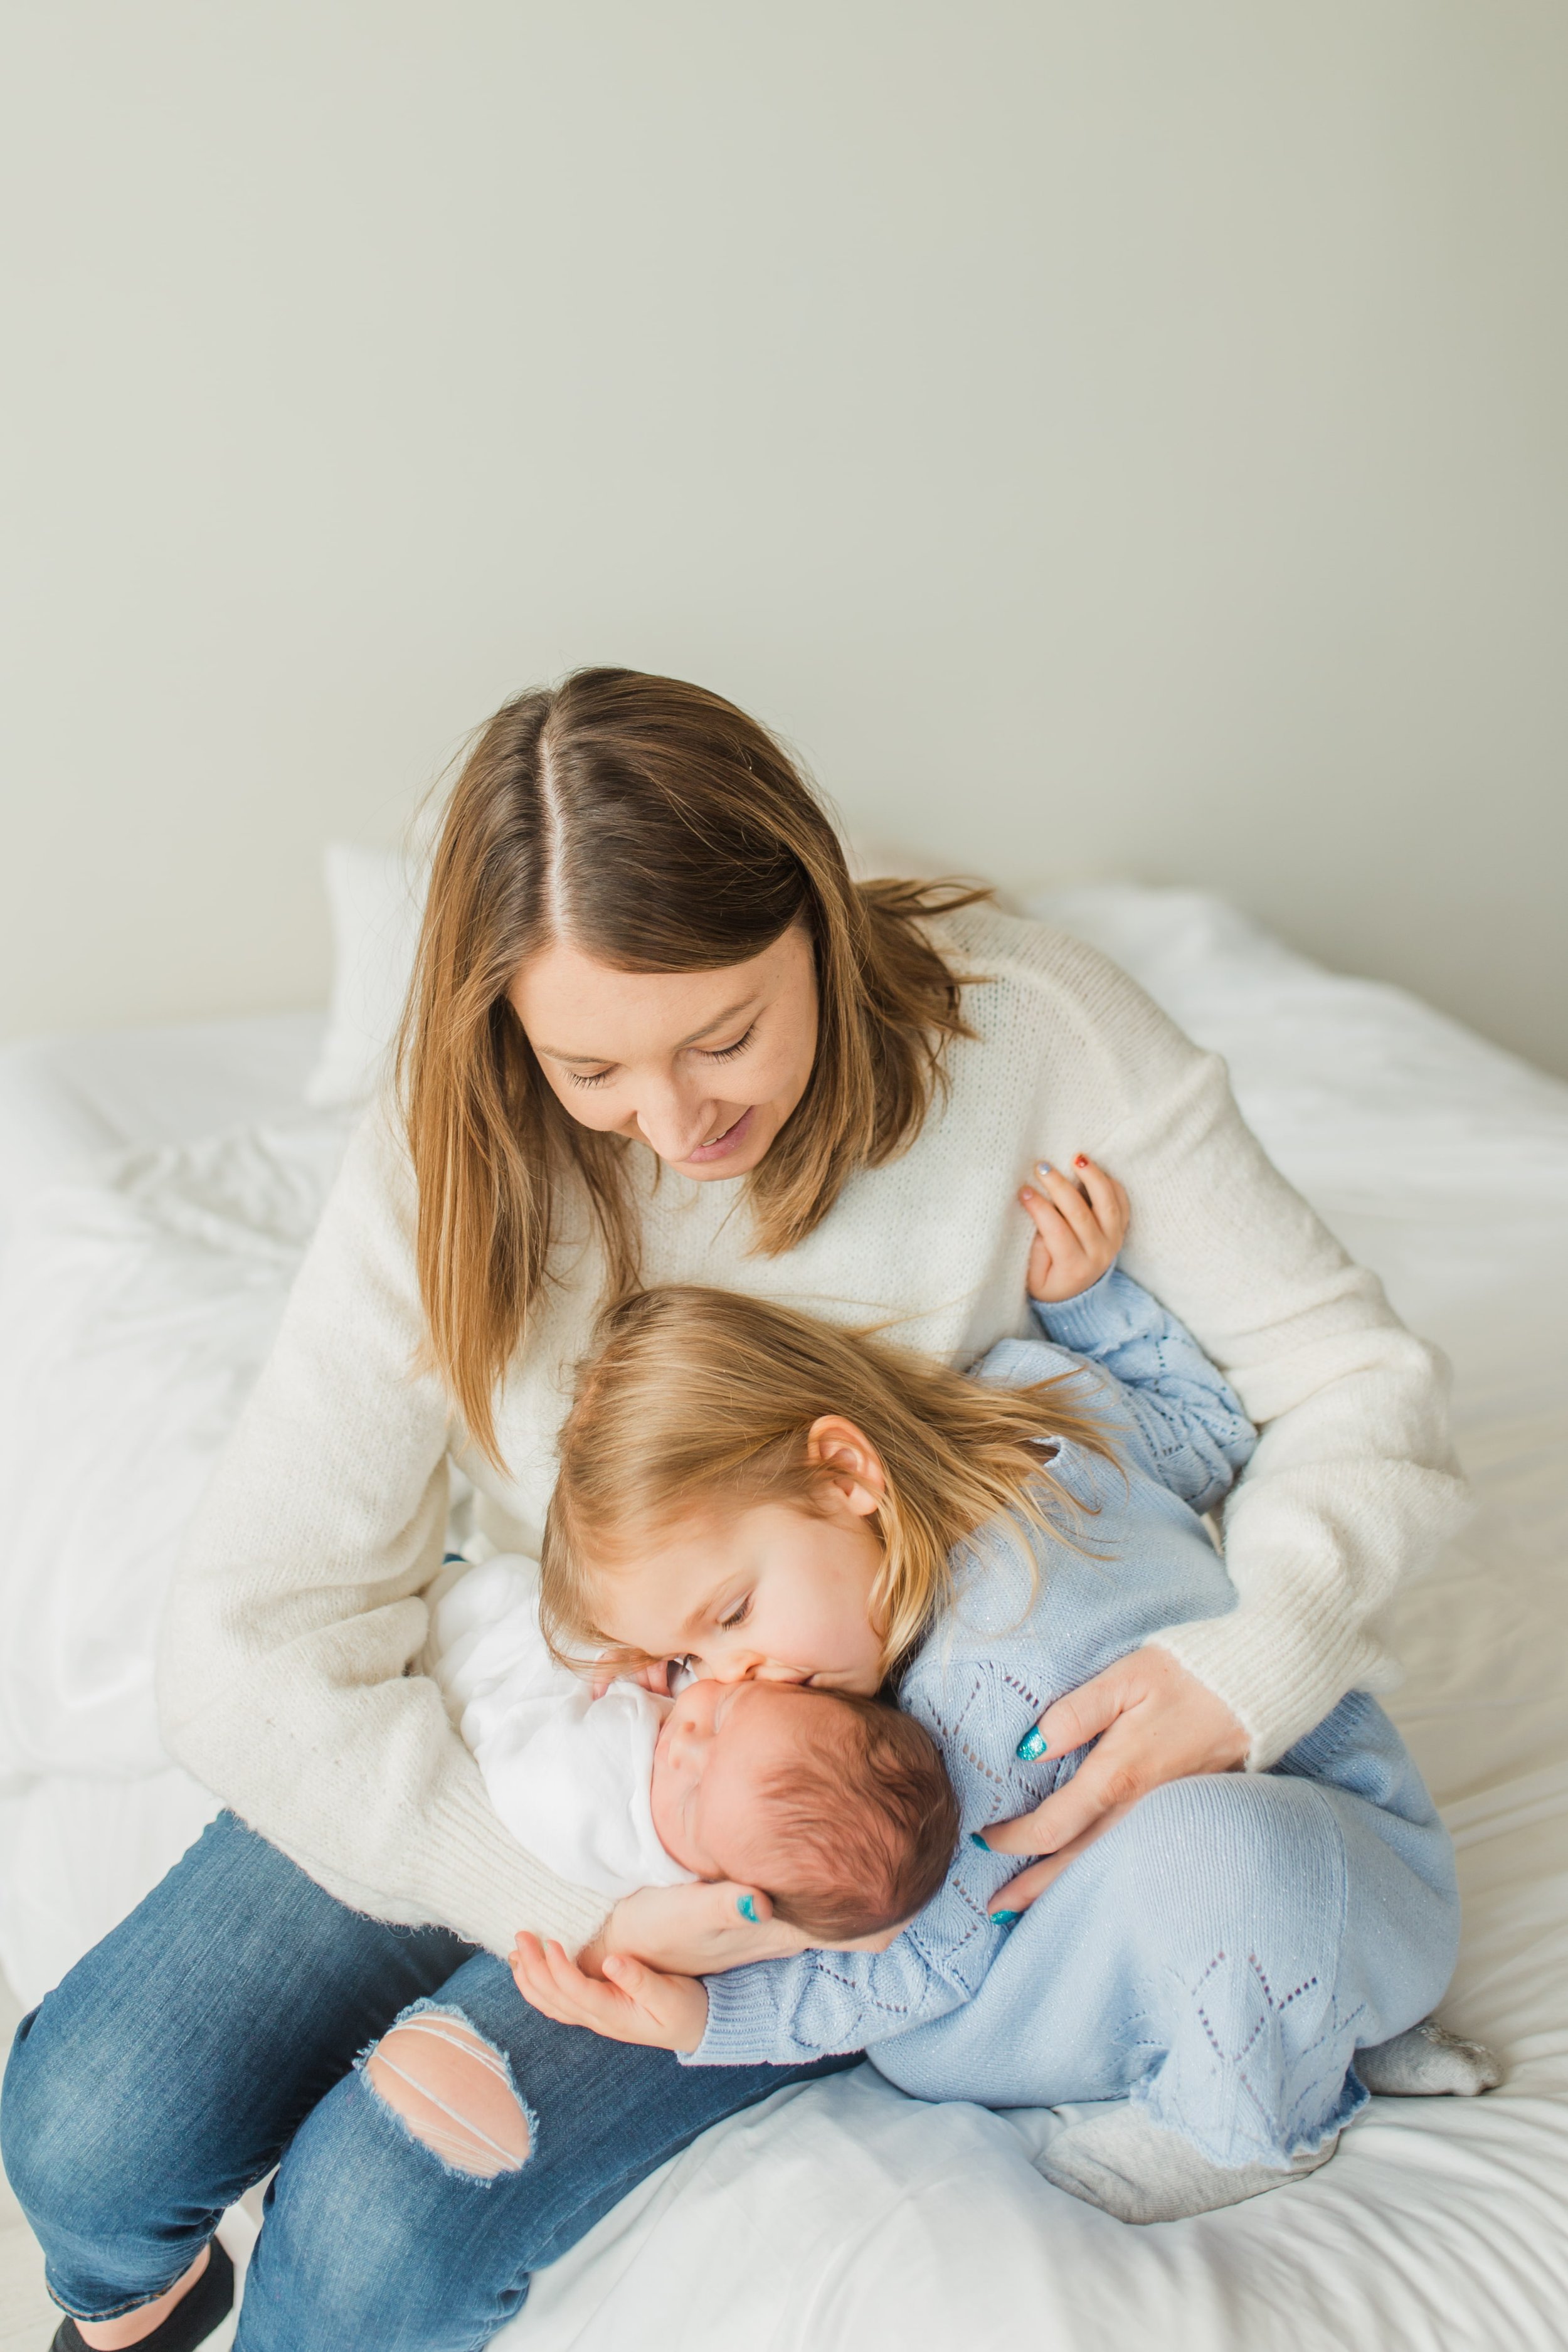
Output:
[431, 1554, 696, 1900]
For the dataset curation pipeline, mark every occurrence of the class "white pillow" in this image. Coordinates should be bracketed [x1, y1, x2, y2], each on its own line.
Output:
[304, 844, 428, 1109]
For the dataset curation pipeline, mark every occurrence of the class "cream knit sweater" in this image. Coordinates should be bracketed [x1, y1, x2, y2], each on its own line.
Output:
[157, 906, 1465, 1958]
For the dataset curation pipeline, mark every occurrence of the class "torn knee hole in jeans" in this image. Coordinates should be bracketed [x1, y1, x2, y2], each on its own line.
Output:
[362, 2006, 532, 2180]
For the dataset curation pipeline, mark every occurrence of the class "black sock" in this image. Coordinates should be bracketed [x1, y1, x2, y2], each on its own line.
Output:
[53, 2238, 235, 2352]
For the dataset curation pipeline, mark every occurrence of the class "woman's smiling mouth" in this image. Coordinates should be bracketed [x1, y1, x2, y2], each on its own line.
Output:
[682, 1105, 756, 1165]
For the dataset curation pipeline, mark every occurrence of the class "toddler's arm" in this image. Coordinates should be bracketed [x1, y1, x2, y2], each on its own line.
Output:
[1013, 1152, 1256, 1515]
[1032, 1264, 1257, 1515]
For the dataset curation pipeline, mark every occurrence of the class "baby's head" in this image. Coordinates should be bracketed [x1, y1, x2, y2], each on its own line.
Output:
[650, 1675, 958, 1942]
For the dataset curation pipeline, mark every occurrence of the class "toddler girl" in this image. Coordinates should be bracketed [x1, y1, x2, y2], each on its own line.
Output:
[514, 1160, 1478, 2222]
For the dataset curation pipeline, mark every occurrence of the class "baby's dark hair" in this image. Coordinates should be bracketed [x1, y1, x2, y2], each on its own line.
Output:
[756, 1690, 959, 1944]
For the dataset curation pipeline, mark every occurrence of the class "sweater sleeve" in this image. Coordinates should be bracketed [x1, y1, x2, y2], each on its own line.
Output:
[1051, 961, 1468, 1764]
[1029, 1266, 1257, 1514]
[154, 1105, 610, 1960]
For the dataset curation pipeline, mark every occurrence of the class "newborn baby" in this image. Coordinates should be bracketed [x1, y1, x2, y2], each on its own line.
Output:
[432, 1554, 956, 1940]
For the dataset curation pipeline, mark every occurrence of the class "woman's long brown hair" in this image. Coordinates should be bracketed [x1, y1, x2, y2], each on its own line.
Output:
[397, 668, 983, 1463]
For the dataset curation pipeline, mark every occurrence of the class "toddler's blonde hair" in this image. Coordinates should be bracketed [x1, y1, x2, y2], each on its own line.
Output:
[541, 1285, 1115, 1675]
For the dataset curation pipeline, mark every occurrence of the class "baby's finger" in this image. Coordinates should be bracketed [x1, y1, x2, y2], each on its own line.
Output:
[1071, 1156, 1128, 1250]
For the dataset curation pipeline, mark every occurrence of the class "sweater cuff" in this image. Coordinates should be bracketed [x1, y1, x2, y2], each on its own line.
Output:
[1028, 1264, 1125, 1352]
[421, 1782, 612, 1959]
[1147, 1602, 1389, 1771]
[680, 1966, 796, 2069]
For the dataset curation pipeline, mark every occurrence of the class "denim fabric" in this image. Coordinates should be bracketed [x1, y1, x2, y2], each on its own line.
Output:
[1, 1812, 857, 2348]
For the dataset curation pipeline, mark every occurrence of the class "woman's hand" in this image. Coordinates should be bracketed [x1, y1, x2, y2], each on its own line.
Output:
[590, 1878, 814, 1978]
[512, 1932, 709, 2053]
[980, 1646, 1248, 1914]
[1021, 1154, 1130, 1304]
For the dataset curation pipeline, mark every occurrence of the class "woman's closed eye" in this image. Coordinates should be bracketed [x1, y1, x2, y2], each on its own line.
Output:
[563, 1023, 753, 1089]
[701, 1023, 756, 1064]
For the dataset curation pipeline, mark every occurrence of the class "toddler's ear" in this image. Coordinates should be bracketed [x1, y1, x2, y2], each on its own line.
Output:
[804, 1414, 886, 1515]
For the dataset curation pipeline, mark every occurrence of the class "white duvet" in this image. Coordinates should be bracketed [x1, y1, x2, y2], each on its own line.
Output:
[1, 886, 1564, 2350]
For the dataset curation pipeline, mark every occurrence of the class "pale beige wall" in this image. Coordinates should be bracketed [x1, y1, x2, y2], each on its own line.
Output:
[3, 1, 1565, 1072]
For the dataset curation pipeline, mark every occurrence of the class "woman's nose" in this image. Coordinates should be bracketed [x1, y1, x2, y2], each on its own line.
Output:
[632, 1074, 717, 1163]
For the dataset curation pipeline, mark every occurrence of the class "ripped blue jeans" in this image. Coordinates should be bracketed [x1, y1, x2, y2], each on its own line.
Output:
[1, 1813, 856, 2349]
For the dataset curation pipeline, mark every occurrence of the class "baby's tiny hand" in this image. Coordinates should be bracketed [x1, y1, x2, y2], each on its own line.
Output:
[1020, 1155, 1130, 1303]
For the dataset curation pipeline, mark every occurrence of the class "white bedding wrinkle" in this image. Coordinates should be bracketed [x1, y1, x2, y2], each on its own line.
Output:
[0, 1120, 349, 1788]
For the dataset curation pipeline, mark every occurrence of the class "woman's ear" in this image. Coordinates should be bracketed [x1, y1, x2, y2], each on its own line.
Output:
[805, 1415, 886, 1516]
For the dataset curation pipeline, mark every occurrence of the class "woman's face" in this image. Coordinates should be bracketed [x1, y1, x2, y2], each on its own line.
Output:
[509, 921, 818, 1180]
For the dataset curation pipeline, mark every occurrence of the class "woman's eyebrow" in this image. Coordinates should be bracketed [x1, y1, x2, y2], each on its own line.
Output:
[532, 995, 761, 1066]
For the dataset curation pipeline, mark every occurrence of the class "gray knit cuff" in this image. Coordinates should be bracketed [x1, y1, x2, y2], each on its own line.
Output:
[1027, 1264, 1128, 1352]
[680, 1965, 797, 2069]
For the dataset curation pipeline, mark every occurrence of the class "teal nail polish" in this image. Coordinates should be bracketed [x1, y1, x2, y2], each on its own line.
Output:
[969, 1831, 990, 1851]
[736, 1894, 759, 1923]
[1015, 1726, 1048, 1762]
[1036, 1161, 1053, 1177]
[990, 1909, 1021, 1927]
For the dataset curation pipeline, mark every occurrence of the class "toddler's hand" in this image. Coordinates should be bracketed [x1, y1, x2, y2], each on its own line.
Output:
[1021, 1155, 1129, 1303]
[511, 1932, 709, 2053]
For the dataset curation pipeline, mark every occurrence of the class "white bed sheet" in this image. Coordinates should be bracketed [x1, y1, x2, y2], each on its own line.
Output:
[0, 1011, 335, 1993]
[1, 895, 1564, 2349]
[0, 1011, 325, 1246]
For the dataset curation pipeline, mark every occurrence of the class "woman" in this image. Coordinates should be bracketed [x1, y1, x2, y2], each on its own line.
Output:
[2, 669, 1462, 2350]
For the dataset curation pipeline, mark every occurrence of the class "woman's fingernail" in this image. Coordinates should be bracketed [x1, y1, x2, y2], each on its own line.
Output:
[1074, 1153, 1089, 1168]
[990, 1910, 1021, 1928]
[1015, 1726, 1048, 1761]
[736, 1894, 759, 1922]
[1036, 1161, 1052, 1177]
[970, 1831, 990, 1851]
